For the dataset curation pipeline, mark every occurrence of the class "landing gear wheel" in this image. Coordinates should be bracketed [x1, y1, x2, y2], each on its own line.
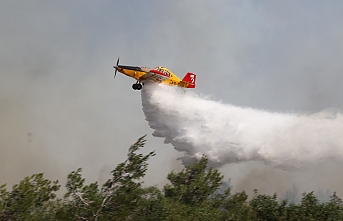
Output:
[132, 83, 143, 90]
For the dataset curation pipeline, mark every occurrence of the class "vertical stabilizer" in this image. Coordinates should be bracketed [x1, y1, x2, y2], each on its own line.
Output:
[181, 72, 196, 88]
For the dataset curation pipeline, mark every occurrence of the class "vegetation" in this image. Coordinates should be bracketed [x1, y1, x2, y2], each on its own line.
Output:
[1, 135, 343, 220]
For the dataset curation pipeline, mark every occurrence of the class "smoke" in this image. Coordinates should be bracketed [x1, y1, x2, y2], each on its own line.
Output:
[141, 83, 343, 171]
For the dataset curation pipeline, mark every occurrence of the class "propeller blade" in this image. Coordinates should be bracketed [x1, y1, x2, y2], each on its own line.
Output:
[114, 57, 119, 79]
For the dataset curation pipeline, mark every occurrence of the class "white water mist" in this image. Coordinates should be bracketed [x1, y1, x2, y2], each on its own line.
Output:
[141, 83, 343, 170]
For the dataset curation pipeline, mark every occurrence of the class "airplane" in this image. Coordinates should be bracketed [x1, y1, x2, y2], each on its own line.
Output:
[113, 58, 196, 90]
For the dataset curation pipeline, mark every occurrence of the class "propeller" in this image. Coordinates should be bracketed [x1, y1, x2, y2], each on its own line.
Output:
[113, 57, 119, 79]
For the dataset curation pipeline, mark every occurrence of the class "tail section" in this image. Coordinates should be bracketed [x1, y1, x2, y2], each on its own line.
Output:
[180, 72, 196, 88]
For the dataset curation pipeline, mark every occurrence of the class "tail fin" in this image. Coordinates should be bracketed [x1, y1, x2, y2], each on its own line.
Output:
[181, 72, 196, 88]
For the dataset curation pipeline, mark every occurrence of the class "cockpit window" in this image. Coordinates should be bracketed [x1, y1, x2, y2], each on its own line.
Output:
[153, 67, 170, 77]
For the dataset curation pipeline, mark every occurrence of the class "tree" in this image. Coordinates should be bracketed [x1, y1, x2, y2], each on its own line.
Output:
[100, 135, 157, 220]
[222, 190, 254, 221]
[250, 190, 285, 221]
[56, 135, 159, 221]
[3, 135, 343, 221]
[163, 156, 225, 220]
[55, 168, 102, 220]
[299, 191, 322, 220]
[323, 192, 343, 220]
[0, 174, 60, 221]
[164, 156, 224, 206]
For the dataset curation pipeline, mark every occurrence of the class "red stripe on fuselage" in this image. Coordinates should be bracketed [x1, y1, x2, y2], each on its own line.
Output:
[150, 69, 170, 77]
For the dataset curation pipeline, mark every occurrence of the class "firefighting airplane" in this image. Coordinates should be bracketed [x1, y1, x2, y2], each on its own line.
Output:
[113, 58, 196, 90]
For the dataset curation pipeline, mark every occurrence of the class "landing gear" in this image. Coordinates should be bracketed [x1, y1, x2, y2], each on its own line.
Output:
[132, 83, 143, 90]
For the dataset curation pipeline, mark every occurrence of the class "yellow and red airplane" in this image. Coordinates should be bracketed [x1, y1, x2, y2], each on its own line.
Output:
[113, 58, 196, 90]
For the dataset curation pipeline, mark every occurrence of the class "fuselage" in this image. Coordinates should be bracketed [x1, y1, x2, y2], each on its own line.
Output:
[117, 66, 183, 86]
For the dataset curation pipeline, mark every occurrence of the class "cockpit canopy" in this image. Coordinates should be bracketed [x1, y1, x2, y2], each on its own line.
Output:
[153, 66, 172, 77]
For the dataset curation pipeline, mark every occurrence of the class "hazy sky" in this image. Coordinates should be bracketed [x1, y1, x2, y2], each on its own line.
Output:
[1, 1, 343, 196]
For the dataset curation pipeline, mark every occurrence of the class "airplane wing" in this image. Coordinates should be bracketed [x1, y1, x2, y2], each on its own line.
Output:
[139, 69, 170, 83]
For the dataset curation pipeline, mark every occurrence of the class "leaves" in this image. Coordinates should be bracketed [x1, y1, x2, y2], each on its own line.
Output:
[1, 136, 343, 221]
[56, 135, 157, 221]
[0, 174, 60, 220]
[164, 155, 224, 207]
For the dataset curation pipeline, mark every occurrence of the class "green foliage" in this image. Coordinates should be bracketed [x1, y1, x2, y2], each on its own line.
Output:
[56, 135, 158, 221]
[162, 156, 229, 220]
[0, 173, 60, 221]
[164, 156, 224, 207]
[248, 190, 343, 221]
[162, 198, 223, 221]
[99, 135, 156, 220]
[1, 135, 343, 221]
[250, 190, 281, 220]
[324, 192, 343, 220]
[56, 168, 102, 220]
[222, 190, 255, 220]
